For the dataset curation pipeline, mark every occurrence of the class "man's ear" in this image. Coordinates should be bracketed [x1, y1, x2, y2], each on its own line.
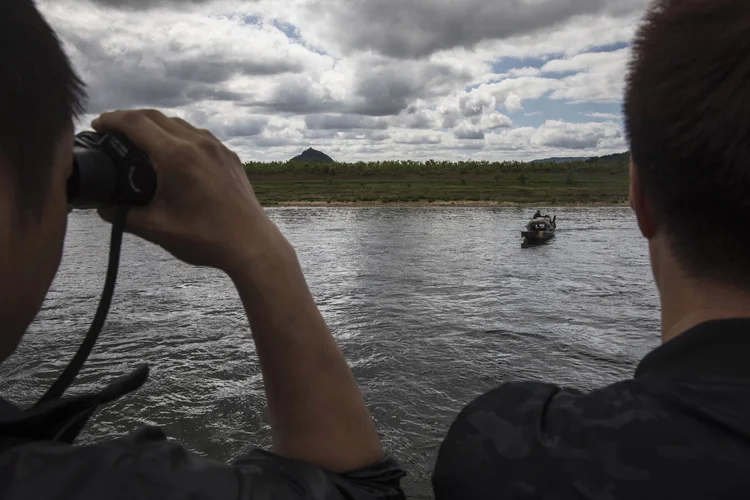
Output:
[630, 161, 658, 239]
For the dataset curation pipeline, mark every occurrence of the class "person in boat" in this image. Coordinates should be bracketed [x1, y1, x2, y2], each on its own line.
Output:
[533, 210, 542, 219]
[0, 2, 404, 499]
[433, 1, 750, 498]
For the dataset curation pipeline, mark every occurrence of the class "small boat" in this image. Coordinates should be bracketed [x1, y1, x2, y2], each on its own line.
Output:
[521, 214, 556, 248]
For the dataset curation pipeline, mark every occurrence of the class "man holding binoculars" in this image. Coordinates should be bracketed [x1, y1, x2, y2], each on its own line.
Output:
[0, 2, 405, 499]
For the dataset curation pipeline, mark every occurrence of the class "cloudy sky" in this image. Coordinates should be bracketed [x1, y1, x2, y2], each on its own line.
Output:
[39, 0, 650, 163]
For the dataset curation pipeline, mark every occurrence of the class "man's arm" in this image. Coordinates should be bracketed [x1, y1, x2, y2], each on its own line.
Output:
[227, 221, 384, 472]
[91, 109, 385, 475]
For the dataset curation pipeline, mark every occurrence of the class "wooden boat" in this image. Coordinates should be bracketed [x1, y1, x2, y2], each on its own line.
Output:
[521, 215, 556, 248]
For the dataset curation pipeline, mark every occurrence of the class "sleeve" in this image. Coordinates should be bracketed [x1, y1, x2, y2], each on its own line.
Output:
[0, 426, 406, 500]
[431, 381, 571, 500]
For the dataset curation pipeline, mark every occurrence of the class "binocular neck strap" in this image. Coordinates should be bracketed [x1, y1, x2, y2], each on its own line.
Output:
[34, 207, 129, 408]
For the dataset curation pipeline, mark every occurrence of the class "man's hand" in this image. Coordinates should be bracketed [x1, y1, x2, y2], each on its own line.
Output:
[92, 109, 273, 276]
[91, 108, 386, 473]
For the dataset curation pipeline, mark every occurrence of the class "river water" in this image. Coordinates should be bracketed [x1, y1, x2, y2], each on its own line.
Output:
[0, 207, 661, 498]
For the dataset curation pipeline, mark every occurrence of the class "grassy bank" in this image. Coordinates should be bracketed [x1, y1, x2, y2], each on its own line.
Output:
[244, 158, 631, 206]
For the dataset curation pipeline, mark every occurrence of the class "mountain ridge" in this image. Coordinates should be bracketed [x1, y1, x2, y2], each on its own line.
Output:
[290, 148, 335, 163]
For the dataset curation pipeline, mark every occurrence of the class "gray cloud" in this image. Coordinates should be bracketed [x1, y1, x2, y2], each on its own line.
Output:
[166, 56, 303, 81]
[400, 111, 437, 129]
[44, 0, 634, 162]
[254, 78, 344, 114]
[217, 118, 269, 138]
[87, 71, 250, 113]
[541, 135, 598, 149]
[394, 134, 442, 145]
[534, 120, 623, 149]
[456, 143, 487, 151]
[247, 59, 473, 117]
[351, 60, 474, 116]
[253, 136, 300, 148]
[302, 129, 390, 142]
[459, 94, 494, 117]
[57, 27, 301, 113]
[181, 108, 269, 139]
[307, 0, 648, 58]
[305, 114, 388, 130]
[75, 0, 215, 10]
[442, 112, 461, 129]
[455, 127, 486, 140]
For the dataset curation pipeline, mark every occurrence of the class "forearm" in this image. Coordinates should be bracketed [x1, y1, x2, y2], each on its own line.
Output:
[228, 220, 384, 473]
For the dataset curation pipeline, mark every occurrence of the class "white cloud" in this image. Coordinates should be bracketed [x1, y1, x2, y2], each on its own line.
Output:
[454, 123, 486, 140]
[531, 120, 623, 150]
[290, 0, 648, 59]
[394, 133, 443, 145]
[40, 0, 640, 162]
[504, 94, 524, 114]
[584, 112, 623, 120]
[480, 112, 514, 130]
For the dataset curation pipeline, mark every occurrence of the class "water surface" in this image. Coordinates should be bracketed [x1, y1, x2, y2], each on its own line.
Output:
[0, 207, 661, 498]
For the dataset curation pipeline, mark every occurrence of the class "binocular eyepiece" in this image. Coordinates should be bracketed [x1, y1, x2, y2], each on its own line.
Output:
[69, 131, 157, 209]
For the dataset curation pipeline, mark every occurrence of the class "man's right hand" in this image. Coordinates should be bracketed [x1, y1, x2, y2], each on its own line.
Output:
[92, 109, 277, 276]
[92, 108, 387, 474]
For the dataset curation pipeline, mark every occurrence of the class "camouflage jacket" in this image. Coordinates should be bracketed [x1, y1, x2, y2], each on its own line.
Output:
[433, 318, 750, 499]
[0, 366, 406, 500]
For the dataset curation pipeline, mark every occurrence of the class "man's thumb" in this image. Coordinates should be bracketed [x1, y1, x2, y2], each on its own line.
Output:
[96, 206, 153, 239]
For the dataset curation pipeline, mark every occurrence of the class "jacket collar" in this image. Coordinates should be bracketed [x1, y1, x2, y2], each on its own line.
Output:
[636, 318, 750, 380]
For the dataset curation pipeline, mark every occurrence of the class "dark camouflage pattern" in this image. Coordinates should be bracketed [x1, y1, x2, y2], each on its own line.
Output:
[0, 366, 406, 500]
[433, 319, 750, 499]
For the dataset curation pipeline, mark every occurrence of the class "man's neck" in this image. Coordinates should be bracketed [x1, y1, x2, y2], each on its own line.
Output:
[661, 282, 750, 344]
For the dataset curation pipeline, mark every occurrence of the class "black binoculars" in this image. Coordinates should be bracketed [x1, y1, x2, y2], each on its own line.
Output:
[68, 131, 157, 209]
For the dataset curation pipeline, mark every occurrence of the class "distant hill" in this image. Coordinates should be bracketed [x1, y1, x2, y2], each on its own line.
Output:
[584, 152, 630, 163]
[290, 148, 334, 163]
[531, 152, 630, 164]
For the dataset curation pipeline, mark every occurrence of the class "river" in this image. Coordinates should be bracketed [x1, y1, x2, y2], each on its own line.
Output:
[0, 206, 661, 498]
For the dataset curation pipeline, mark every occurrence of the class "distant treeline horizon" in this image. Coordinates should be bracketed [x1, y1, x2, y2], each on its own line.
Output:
[244, 152, 630, 177]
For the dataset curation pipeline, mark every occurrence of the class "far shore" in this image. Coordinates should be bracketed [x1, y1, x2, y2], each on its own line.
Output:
[264, 200, 631, 208]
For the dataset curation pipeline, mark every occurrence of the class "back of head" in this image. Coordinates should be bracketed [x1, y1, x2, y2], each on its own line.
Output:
[624, 0, 750, 289]
[0, 0, 86, 220]
[0, 1, 87, 361]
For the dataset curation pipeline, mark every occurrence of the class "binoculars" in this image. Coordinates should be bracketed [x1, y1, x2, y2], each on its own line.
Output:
[68, 131, 157, 209]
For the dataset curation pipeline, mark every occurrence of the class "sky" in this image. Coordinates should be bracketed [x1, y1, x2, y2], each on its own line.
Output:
[38, 0, 651, 163]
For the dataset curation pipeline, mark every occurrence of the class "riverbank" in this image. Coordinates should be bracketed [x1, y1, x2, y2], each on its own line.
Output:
[264, 200, 631, 207]
[245, 157, 631, 206]
[249, 172, 630, 206]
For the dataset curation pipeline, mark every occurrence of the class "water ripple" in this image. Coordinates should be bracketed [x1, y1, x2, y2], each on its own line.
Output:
[0, 207, 660, 499]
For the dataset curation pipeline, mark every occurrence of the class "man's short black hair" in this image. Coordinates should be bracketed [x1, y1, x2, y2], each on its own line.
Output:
[0, 0, 86, 219]
[624, 0, 750, 289]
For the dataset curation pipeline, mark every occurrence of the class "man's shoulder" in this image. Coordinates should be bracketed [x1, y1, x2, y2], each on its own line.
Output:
[0, 427, 405, 500]
[439, 380, 645, 454]
[454, 379, 648, 431]
[432, 379, 663, 499]
[0, 427, 241, 499]
[433, 378, 750, 499]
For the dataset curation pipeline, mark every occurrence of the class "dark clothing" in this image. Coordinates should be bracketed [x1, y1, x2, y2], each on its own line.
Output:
[0, 365, 406, 499]
[433, 319, 750, 499]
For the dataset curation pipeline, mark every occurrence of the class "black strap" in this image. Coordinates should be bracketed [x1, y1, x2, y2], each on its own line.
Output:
[34, 207, 129, 407]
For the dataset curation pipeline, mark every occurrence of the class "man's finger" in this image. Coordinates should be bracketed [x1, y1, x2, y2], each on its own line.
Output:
[170, 116, 199, 133]
[172, 117, 218, 141]
[139, 110, 195, 141]
[97, 205, 158, 239]
[91, 110, 174, 157]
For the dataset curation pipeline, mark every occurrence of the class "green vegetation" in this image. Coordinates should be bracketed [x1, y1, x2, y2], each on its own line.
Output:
[244, 155, 631, 206]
